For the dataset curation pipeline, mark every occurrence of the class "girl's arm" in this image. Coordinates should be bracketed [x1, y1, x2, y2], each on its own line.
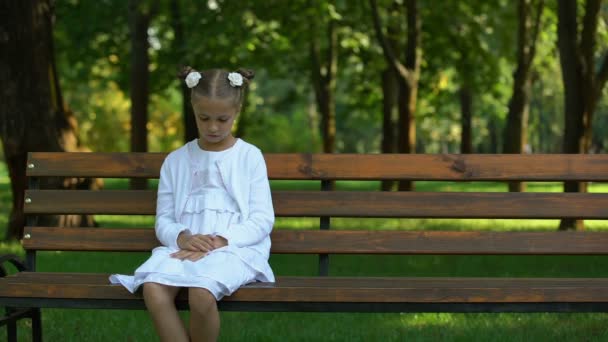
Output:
[219, 154, 274, 247]
[155, 159, 189, 250]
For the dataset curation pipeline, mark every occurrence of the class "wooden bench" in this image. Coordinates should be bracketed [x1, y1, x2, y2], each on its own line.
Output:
[1, 152, 608, 341]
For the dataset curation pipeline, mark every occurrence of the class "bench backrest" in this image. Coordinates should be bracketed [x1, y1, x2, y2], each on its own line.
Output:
[22, 153, 608, 272]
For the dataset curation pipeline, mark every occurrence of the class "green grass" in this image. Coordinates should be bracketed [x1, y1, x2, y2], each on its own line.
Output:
[2, 162, 608, 341]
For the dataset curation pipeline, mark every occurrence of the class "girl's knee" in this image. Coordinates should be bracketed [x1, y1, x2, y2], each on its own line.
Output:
[188, 288, 217, 314]
[143, 282, 176, 307]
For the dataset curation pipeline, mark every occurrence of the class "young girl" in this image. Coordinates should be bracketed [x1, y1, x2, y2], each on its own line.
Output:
[110, 67, 275, 342]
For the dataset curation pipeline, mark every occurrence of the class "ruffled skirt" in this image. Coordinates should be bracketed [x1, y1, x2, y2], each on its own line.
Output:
[109, 245, 258, 300]
[110, 191, 273, 300]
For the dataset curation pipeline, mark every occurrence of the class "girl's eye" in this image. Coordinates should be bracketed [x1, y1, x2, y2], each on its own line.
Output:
[219, 118, 228, 123]
[199, 117, 209, 121]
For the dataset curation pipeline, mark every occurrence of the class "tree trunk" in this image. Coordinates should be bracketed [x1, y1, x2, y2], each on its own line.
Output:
[503, 73, 531, 192]
[557, 0, 585, 230]
[129, 0, 155, 190]
[0, 0, 96, 240]
[488, 116, 500, 153]
[380, 3, 400, 192]
[310, 19, 337, 154]
[397, 76, 416, 191]
[370, 0, 420, 192]
[459, 84, 473, 154]
[398, 0, 420, 191]
[504, 0, 544, 192]
[169, 0, 197, 143]
[381, 68, 398, 191]
[307, 90, 320, 146]
[556, 0, 607, 230]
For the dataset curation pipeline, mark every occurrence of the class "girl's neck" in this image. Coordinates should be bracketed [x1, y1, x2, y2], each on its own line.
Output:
[197, 136, 237, 152]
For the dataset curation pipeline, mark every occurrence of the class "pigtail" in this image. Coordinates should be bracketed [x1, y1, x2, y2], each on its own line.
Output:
[236, 68, 255, 86]
[178, 65, 196, 80]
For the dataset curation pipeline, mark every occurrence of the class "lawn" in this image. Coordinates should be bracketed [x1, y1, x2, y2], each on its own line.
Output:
[1, 161, 608, 341]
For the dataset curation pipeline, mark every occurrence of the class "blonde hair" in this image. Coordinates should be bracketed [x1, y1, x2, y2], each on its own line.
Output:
[178, 66, 254, 108]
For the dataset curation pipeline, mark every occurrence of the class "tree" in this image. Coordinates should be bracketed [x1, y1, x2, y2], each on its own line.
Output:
[0, 0, 95, 240]
[129, 0, 159, 189]
[370, 0, 421, 191]
[169, 0, 197, 143]
[309, 2, 339, 154]
[423, 1, 514, 155]
[503, 0, 545, 192]
[376, 1, 400, 191]
[557, 0, 608, 230]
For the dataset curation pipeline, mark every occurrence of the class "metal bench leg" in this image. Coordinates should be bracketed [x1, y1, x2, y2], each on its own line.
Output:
[7, 323, 17, 342]
[1, 308, 41, 342]
[31, 308, 42, 342]
[6, 319, 17, 342]
[5, 307, 17, 342]
[1, 255, 33, 341]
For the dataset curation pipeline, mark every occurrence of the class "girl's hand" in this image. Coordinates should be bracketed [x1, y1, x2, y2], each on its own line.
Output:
[212, 236, 228, 249]
[170, 250, 206, 262]
[177, 232, 215, 252]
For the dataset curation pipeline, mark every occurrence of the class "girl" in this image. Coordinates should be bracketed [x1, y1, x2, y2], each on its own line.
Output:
[110, 67, 275, 342]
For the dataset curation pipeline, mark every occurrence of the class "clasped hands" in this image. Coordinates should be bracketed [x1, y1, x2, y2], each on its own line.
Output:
[171, 231, 228, 262]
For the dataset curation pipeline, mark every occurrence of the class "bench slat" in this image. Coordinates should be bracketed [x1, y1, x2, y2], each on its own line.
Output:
[21, 227, 608, 254]
[25, 153, 311, 180]
[26, 152, 165, 178]
[2, 273, 608, 303]
[310, 154, 608, 181]
[27, 152, 608, 181]
[24, 190, 608, 218]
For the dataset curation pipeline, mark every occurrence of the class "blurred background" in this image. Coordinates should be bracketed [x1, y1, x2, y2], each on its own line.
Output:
[1, 2, 608, 339]
[1, 0, 607, 159]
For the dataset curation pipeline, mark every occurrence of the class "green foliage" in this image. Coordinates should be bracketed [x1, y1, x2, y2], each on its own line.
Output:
[47, 0, 608, 154]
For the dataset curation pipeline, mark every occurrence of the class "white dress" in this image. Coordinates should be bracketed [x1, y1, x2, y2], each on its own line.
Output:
[110, 142, 261, 300]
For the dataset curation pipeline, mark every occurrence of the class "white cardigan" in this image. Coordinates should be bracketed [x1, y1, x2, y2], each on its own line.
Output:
[155, 139, 275, 280]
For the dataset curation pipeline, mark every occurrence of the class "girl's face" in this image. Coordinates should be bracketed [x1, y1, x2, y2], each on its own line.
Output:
[192, 96, 239, 151]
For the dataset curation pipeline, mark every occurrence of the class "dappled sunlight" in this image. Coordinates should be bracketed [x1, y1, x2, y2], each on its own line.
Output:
[330, 217, 608, 231]
[218, 311, 608, 341]
[274, 217, 319, 229]
[376, 312, 608, 341]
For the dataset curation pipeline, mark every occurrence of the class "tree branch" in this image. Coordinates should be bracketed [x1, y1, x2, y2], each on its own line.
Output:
[404, 0, 420, 79]
[325, 19, 337, 86]
[556, 0, 579, 87]
[525, 0, 545, 67]
[369, 0, 409, 79]
[309, 36, 323, 107]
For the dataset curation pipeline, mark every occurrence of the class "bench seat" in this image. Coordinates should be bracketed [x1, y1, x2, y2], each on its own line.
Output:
[3, 273, 608, 312]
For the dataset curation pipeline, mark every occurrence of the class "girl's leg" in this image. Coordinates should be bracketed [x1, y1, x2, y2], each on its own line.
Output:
[143, 282, 188, 342]
[188, 287, 220, 342]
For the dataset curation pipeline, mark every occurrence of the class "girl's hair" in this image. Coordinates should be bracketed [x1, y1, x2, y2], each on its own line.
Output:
[178, 66, 254, 108]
